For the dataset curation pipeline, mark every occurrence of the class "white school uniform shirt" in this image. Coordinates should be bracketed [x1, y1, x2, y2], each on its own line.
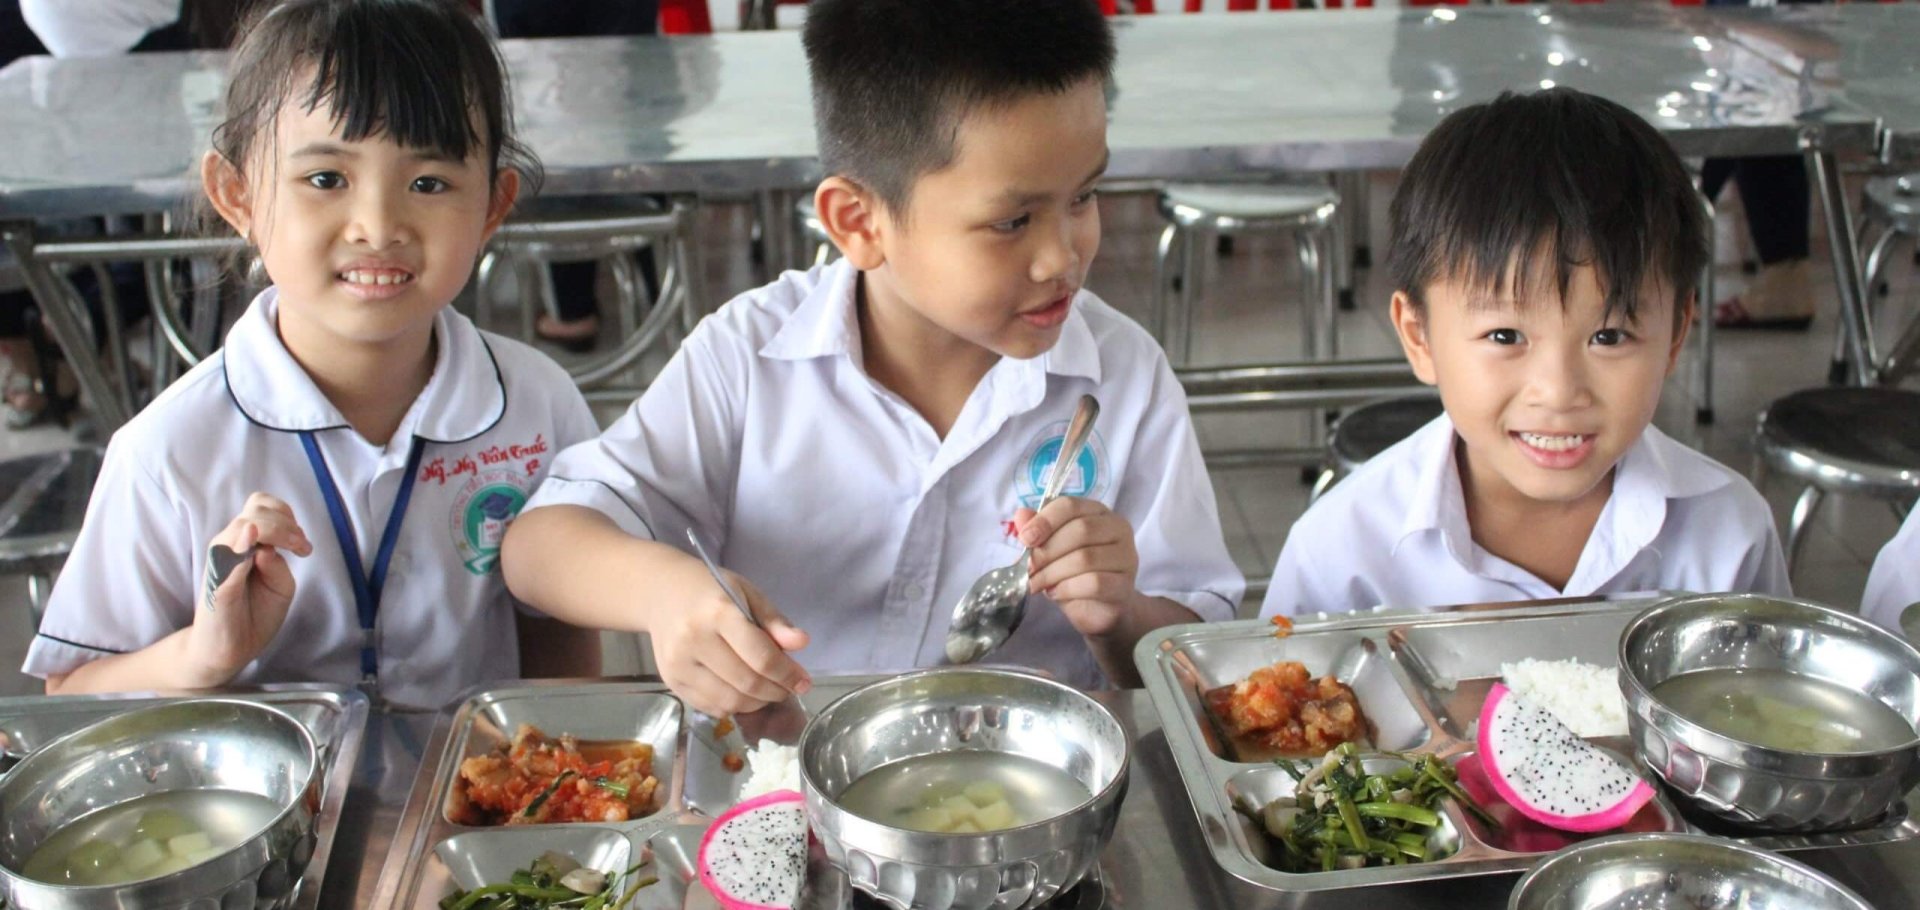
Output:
[524, 259, 1244, 689]
[1863, 507, 1920, 635]
[23, 288, 600, 709]
[20, 0, 179, 57]
[1260, 414, 1790, 617]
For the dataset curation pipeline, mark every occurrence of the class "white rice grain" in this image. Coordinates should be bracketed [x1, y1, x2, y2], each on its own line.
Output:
[1500, 658, 1628, 738]
[738, 739, 801, 802]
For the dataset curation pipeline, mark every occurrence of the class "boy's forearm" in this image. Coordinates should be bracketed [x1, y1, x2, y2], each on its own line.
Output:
[502, 505, 689, 635]
[1085, 595, 1200, 689]
[45, 629, 228, 695]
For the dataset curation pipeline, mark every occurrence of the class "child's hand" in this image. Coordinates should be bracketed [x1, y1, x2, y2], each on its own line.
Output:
[1018, 498, 1150, 639]
[185, 493, 312, 687]
[651, 562, 811, 718]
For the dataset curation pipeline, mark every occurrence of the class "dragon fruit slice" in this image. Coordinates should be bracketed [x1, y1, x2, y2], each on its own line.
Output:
[1477, 682, 1654, 833]
[697, 789, 807, 910]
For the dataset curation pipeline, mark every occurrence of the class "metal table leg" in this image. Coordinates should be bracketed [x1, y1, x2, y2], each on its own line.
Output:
[1805, 135, 1877, 387]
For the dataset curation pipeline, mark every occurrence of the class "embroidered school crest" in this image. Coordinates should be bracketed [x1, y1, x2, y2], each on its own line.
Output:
[1012, 421, 1108, 511]
[450, 469, 530, 575]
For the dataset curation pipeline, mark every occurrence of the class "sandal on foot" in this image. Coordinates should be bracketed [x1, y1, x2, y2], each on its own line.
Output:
[1714, 297, 1812, 331]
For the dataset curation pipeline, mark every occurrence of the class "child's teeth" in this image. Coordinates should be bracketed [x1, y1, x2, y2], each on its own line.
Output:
[342, 271, 410, 286]
[1520, 432, 1583, 452]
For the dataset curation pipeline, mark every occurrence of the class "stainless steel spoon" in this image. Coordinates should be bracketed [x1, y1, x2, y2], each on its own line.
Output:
[944, 393, 1100, 664]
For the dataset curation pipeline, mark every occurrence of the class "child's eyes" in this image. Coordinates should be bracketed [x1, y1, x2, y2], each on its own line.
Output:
[1591, 328, 1632, 346]
[1484, 328, 1523, 346]
[411, 176, 450, 194]
[1070, 189, 1098, 208]
[990, 213, 1032, 234]
[304, 171, 345, 190]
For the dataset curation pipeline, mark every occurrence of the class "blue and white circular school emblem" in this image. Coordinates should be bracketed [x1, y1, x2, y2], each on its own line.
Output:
[451, 470, 530, 575]
[1013, 420, 1108, 510]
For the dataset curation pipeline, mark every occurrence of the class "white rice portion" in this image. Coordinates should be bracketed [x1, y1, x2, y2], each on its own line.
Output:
[738, 739, 801, 802]
[1500, 658, 1628, 738]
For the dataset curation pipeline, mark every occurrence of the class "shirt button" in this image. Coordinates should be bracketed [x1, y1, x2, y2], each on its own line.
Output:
[902, 582, 925, 600]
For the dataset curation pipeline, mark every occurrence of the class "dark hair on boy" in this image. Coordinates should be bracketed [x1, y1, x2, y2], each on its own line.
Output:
[1386, 88, 1707, 330]
[803, 0, 1115, 215]
[211, 0, 539, 187]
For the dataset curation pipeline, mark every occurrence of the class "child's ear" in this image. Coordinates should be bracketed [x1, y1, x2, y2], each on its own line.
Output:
[483, 168, 522, 239]
[815, 177, 885, 270]
[1390, 291, 1440, 386]
[1665, 291, 1696, 376]
[201, 151, 254, 239]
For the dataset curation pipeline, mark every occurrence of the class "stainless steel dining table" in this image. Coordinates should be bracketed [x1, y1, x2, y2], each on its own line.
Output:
[329, 684, 1919, 910]
[0, 4, 1888, 430]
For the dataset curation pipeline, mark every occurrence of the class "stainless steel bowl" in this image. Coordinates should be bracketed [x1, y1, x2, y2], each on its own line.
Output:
[1620, 593, 1920, 832]
[1507, 833, 1873, 910]
[799, 669, 1129, 910]
[0, 699, 321, 910]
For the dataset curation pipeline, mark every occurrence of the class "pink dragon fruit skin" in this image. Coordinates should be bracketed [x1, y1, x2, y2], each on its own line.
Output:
[697, 789, 808, 910]
[1477, 683, 1655, 833]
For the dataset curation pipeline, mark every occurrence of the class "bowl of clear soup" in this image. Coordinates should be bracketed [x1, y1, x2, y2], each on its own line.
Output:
[1620, 593, 1920, 832]
[0, 699, 321, 910]
[799, 668, 1129, 910]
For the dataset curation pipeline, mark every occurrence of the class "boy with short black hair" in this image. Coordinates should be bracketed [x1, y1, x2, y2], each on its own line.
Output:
[1261, 88, 1788, 617]
[504, 0, 1242, 715]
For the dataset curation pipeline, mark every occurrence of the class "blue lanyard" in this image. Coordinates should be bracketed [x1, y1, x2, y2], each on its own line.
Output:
[298, 431, 427, 692]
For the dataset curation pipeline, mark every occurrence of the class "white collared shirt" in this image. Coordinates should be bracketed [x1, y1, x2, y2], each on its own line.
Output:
[23, 288, 600, 708]
[1260, 414, 1790, 617]
[1863, 508, 1920, 635]
[523, 260, 1244, 688]
[20, 0, 179, 57]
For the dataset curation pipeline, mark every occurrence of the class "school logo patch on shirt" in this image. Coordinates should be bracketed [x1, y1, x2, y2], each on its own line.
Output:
[1013, 421, 1109, 511]
[451, 470, 531, 575]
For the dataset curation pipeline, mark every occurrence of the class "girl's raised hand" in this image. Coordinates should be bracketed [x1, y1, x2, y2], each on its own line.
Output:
[185, 492, 313, 687]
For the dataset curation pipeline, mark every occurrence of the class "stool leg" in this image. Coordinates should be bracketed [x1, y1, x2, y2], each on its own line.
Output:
[1151, 223, 1178, 352]
[1294, 233, 1318, 361]
[476, 250, 501, 331]
[1330, 173, 1354, 312]
[1178, 225, 1200, 367]
[1785, 485, 1826, 576]
[1352, 172, 1373, 270]
[28, 571, 52, 630]
[1696, 241, 1715, 424]
[1835, 222, 1898, 383]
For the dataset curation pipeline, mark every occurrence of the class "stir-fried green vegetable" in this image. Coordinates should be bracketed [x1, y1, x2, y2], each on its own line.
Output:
[1243, 743, 1496, 873]
[439, 851, 656, 910]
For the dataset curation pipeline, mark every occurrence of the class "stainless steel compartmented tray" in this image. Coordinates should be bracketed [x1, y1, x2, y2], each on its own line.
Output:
[0, 684, 370, 910]
[372, 678, 882, 910]
[1136, 599, 1920, 894]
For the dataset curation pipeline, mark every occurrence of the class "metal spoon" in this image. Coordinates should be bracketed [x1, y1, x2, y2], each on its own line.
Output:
[945, 394, 1100, 664]
[683, 529, 804, 762]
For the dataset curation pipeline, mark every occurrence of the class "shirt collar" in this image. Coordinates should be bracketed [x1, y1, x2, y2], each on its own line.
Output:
[223, 286, 506, 443]
[1394, 414, 1735, 576]
[758, 259, 1104, 384]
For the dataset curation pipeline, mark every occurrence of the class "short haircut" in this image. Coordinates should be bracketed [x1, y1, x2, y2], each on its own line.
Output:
[212, 0, 537, 185]
[803, 0, 1114, 214]
[1386, 88, 1707, 328]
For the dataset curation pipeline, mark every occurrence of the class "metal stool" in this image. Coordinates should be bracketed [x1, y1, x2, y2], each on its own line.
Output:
[0, 448, 103, 629]
[1151, 181, 1341, 368]
[1831, 173, 1920, 385]
[1309, 395, 1445, 503]
[1753, 387, 1920, 575]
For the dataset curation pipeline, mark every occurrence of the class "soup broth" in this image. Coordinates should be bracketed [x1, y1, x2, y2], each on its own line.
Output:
[1652, 668, 1916, 754]
[21, 789, 283, 886]
[837, 751, 1091, 834]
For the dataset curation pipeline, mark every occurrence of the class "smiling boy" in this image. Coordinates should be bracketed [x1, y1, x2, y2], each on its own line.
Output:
[502, 0, 1242, 714]
[1261, 89, 1789, 617]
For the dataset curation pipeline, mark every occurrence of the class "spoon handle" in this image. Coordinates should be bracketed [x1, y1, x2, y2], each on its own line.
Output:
[685, 528, 759, 629]
[1036, 394, 1101, 509]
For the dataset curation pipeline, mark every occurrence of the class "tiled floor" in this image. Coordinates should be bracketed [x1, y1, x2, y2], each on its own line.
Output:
[3, 171, 1915, 697]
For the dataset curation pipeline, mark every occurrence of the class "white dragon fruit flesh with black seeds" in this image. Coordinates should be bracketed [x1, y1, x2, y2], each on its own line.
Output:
[697, 789, 807, 910]
[1477, 682, 1654, 833]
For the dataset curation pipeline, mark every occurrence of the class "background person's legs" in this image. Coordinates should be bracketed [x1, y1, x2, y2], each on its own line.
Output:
[1700, 155, 1815, 330]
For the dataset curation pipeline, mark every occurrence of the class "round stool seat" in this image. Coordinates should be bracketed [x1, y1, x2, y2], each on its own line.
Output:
[1158, 182, 1339, 233]
[1330, 396, 1446, 474]
[1864, 173, 1920, 232]
[1756, 387, 1920, 500]
[0, 447, 101, 573]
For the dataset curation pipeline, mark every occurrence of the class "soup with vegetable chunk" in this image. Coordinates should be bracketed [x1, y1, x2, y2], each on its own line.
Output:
[22, 789, 282, 886]
[1652, 668, 1917, 754]
[836, 751, 1090, 834]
